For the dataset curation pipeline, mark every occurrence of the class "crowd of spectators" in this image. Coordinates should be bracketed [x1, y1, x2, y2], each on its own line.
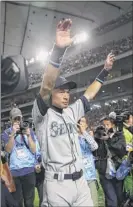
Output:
[28, 73, 43, 87]
[27, 35, 132, 86]
[87, 96, 133, 129]
[1, 34, 132, 111]
[94, 10, 132, 36]
[1, 92, 37, 110]
[1, 96, 132, 131]
[1, 78, 132, 110]
[61, 35, 132, 74]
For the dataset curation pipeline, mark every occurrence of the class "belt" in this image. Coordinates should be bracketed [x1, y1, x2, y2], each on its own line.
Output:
[54, 170, 83, 181]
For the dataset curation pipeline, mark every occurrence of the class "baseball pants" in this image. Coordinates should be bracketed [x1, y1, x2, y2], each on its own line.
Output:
[41, 175, 93, 207]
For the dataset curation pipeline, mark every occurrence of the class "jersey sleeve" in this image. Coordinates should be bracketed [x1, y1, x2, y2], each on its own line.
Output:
[68, 95, 90, 122]
[32, 94, 49, 127]
[82, 131, 98, 151]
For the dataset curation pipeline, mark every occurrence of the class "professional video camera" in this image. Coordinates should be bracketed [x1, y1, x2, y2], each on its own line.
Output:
[94, 125, 108, 140]
[109, 110, 131, 132]
[1, 55, 29, 95]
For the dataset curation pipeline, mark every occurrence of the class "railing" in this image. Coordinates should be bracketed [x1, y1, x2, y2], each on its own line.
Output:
[1, 91, 132, 121]
[1, 72, 133, 113]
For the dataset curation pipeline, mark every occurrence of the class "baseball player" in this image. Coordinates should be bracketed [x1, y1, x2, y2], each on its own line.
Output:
[32, 19, 115, 206]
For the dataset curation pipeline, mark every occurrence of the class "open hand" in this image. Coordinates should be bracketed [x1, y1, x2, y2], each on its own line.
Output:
[104, 53, 115, 70]
[56, 19, 73, 48]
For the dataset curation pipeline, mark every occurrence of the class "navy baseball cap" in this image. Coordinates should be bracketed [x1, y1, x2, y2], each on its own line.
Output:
[54, 76, 77, 90]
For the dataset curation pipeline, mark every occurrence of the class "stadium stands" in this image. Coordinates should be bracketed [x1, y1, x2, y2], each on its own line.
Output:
[27, 35, 132, 86]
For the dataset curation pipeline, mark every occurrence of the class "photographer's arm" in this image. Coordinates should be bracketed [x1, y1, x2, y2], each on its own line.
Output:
[4, 122, 20, 153]
[5, 133, 15, 153]
[27, 134, 36, 153]
[84, 53, 115, 101]
[25, 128, 36, 153]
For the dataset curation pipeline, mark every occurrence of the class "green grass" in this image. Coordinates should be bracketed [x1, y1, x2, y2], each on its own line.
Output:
[34, 175, 133, 207]
[34, 189, 39, 207]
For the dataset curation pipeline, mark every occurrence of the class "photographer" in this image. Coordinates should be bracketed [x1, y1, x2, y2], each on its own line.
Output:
[94, 116, 126, 207]
[123, 111, 133, 134]
[1, 107, 39, 207]
[78, 117, 98, 206]
[109, 111, 133, 151]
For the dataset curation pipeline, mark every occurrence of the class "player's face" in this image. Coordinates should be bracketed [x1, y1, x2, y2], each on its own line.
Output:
[103, 120, 114, 130]
[52, 89, 70, 109]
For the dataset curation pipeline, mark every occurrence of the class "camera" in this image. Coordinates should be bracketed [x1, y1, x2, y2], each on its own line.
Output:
[109, 110, 131, 132]
[115, 111, 130, 123]
[16, 121, 29, 135]
[1, 55, 29, 95]
[94, 125, 107, 139]
[27, 118, 35, 131]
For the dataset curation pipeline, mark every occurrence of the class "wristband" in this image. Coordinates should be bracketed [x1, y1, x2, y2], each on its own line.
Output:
[96, 68, 109, 84]
[49, 44, 68, 68]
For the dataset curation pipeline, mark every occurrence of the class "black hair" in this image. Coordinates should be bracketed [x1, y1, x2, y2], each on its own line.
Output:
[100, 116, 115, 124]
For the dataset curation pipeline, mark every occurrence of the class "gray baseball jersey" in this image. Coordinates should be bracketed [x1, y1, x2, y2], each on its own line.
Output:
[32, 95, 90, 174]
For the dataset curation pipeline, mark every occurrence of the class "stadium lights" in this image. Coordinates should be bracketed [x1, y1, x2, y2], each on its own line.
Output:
[73, 32, 89, 45]
[25, 60, 29, 66]
[29, 58, 35, 64]
[105, 102, 109, 106]
[36, 50, 49, 62]
[123, 99, 128, 102]
[93, 104, 101, 109]
[112, 100, 117, 103]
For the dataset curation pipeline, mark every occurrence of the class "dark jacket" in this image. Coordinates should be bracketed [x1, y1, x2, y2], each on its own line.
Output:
[93, 131, 126, 175]
[128, 126, 133, 134]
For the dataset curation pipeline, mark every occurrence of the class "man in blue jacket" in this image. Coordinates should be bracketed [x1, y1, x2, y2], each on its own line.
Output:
[2, 107, 40, 207]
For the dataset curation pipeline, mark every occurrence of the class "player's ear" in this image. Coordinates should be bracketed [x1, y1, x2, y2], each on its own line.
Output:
[1, 55, 29, 95]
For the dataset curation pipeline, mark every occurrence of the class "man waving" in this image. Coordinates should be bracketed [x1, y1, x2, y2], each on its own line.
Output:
[32, 19, 115, 207]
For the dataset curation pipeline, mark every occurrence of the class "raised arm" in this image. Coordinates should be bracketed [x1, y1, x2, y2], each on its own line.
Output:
[40, 19, 73, 101]
[84, 53, 115, 101]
